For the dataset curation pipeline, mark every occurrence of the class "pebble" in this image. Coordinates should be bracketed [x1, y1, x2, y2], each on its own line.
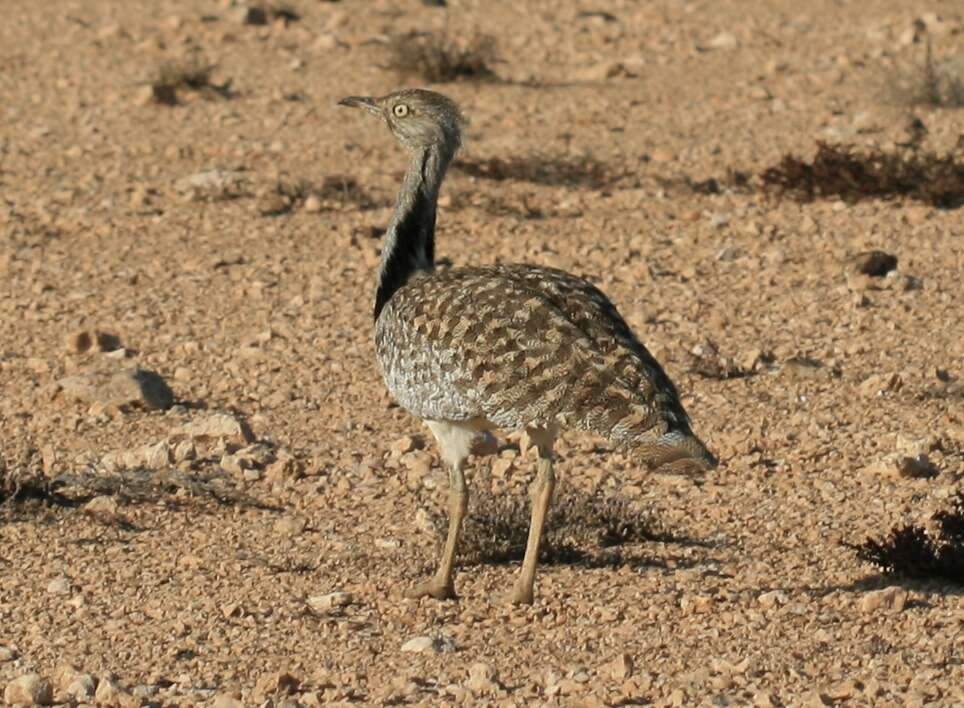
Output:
[860, 586, 908, 614]
[0, 646, 17, 662]
[466, 662, 500, 693]
[401, 635, 456, 654]
[177, 170, 244, 201]
[274, 515, 307, 536]
[758, 590, 788, 609]
[58, 367, 174, 410]
[4, 674, 53, 706]
[178, 412, 254, 443]
[213, 695, 244, 708]
[609, 653, 634, 679]
[307, 591, 353, 611]
[47, 576, 72, 595]
[707, 31, 738, 50]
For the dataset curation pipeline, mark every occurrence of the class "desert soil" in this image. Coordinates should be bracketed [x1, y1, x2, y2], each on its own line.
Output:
[1, 0, 963, 705]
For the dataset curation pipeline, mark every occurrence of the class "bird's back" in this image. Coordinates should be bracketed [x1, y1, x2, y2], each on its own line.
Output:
[375, 264, 715, 470]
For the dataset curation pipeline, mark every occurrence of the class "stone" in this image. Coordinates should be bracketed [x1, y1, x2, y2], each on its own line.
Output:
[274, 515, 307, 536]
[860, 586, 908, 614]
[758, 590, 787, 609]
[303, 194, 322, 213]
[142, 440, 171, 469]
[59, 669, 96, 702]
[401, 635, 456, 654]
[707, 31, 738, 49]
[213, 695, 244, 708]
[390, 435, 423, 456]
[610, 653, 634, 680]
[307, 591, 354, 611]
[466, 662, 500, 694]
[4, 674, 53, 706]
[176, 170, 245, 201]
[254, 671, 299, 697]
[0, 646, 16, 662]
[58, 367, 174, 410]
[178, 412, 254, 443]
[850, 250, 897, 277]
[47, 576, 71, 594]
[85, 495, 119, 516]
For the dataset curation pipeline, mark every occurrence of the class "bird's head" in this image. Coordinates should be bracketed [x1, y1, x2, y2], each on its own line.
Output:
[338, 88, 465, 154]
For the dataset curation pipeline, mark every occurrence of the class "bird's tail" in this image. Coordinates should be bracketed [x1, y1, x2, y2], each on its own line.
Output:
[621, 426, 718, 475]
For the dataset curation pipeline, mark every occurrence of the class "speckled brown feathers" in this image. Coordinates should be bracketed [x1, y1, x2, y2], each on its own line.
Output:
[376, 263, 715, 469]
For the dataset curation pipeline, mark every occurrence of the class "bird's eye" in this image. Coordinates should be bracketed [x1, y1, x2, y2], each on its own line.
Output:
[393, 103, 409, 118]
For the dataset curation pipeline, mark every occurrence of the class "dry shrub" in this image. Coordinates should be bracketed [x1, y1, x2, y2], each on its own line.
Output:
[848, 491, 964, 582]
[150, 56, 233, 105]
[454, 154, 619, 189]
[889, 40, 964, 108]
[445, 487, 668, 566]
[259, 174, 376, 215]
[385, 31, 497, 83]
[761, 141, 964, 208]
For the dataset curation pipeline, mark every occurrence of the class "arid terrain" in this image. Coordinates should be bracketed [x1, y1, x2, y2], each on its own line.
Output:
[2, 0, 963, 705]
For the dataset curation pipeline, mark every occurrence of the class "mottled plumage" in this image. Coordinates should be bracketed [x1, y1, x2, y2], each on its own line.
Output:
[339, 88, 716, 604]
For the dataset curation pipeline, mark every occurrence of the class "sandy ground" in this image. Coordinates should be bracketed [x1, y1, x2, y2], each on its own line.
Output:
[1, 0, 963, 705]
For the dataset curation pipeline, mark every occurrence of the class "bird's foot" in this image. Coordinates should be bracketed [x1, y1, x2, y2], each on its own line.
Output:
[497, 583, 534, 606]
[404, 577, 457, 601]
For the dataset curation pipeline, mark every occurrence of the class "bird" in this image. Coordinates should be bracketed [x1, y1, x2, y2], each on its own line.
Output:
[338, 88, 716, 605]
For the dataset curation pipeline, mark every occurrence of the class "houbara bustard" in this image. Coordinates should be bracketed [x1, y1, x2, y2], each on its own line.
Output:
[339, 89, 716, 605]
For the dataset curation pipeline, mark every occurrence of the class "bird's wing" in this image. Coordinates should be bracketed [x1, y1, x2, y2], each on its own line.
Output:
[375, 264, 711, 468]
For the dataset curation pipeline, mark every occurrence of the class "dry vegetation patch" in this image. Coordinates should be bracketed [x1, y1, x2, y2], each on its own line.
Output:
[435, 487, 671, 567]
[385, 31, 498, 83]
[761, 141, 964, 208]
[149, 56, 234, 105]
[454, 154, 620, 189]
[849, 491, 964, 583]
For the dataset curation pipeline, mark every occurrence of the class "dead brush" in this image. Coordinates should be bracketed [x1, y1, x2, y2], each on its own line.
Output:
[889, 39, 964, 109]
[760, 140, 964, 208]
[433, 486, 668, 566]
[454, 154, 620, 189]
[385, 31, 497, 83]
[847, 490, 964, 582]
[259, 174, 376, 215]
[149, 56, 233, 105]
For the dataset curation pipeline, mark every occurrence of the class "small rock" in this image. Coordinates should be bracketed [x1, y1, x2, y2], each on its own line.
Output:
[491, 458, 513, 478]
[680, 594, 714, 613]
[707, 31, 738, 49]
[178, 412, 254, 443]
[58, 367, 174, 410]
[47, 576, 72, 595]
[307, 591, 353, 611]
[274, 515, 307, 536]
[265, 450, 303, 483]
[850, 250, 897, 277]
[142, 440, 171, 469]
[466, 662, 500, 694]
[94, 675, 134, 706]
[176, 169, 245, 201]
[610, 653, 634, 680]
[897, 454, 939, 479]
[303, 194, 322, 213]
[60, 671, 96, 702]
[401, 635, 456, 654]
[758, 590, 787, 609]
[4, 674, 53, 706]
[0, 646, 17, 662]
[238, 5, 268, 25]
[860, 586, 908, 615]
[172, 439, 197, 463]
[254, 671, 300, 697]
[213, 695, 244, 708]
[85, 495, 119, 516]
[390, 435, 424, 456]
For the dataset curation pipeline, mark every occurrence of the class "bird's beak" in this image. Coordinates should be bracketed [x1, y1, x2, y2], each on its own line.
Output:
[337, 95, 381, 116]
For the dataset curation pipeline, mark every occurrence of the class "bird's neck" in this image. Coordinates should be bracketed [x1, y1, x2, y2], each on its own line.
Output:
[374, 143, 452, 320]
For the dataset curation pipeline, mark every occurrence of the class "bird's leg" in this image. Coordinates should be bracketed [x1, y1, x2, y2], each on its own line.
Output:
[405, 463, 467, 600]
[505, 427, 556, 605]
